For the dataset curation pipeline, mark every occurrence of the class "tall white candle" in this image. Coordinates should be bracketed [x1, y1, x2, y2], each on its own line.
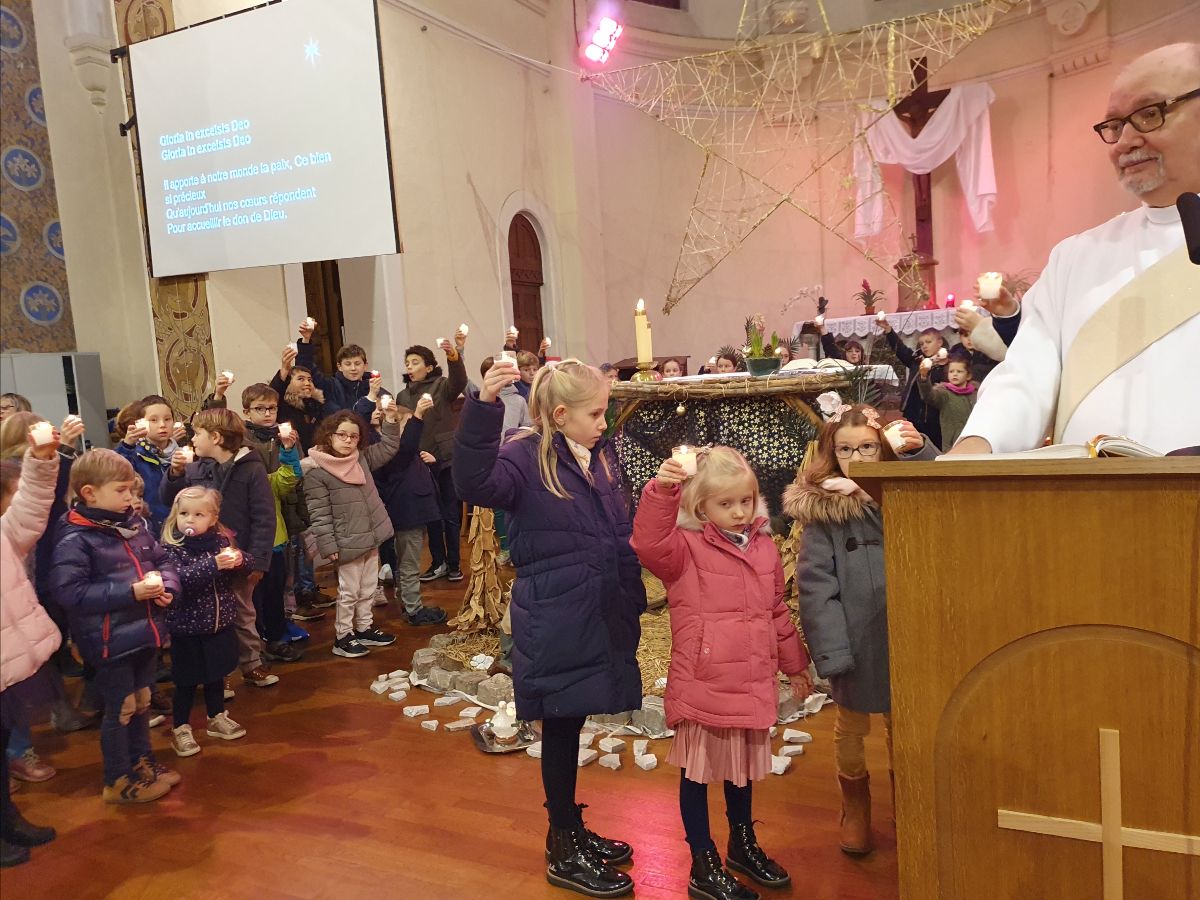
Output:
[671, 445, 698, 476]
[634, 299, 653, 364]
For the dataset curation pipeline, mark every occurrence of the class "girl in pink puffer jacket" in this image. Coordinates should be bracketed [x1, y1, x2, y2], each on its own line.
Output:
[632, 446, 812, 900]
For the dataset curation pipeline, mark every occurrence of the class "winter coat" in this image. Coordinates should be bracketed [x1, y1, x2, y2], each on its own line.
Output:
[453, 392, 646, 721]
[33, 447, 76, 601]
[160, 449, 277, 573]
[302, 421, 400, 564]
[238, 428, 302, 548]
[1, 452, 62, 692]
[115, 438, 178, 532]
[162, 530, 247, 636]
[374, 417, 440, 531]
[270, 370, 324, 451]
[783, 442, 936, 714]
[393, 353, 468, 469]
[294, 340, 381, 420]
[49, 506, 179, 666]
[631, 480, 808, 730]
[917, 379, 978, 451]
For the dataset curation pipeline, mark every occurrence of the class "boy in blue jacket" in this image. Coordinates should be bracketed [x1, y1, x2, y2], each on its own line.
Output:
[50, 449, 182, 805]
[114, 395, 187, 533]
[293, 319, 387, 419]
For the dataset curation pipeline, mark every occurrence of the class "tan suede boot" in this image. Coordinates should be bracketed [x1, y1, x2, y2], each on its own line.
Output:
[839, 772, 873, 856]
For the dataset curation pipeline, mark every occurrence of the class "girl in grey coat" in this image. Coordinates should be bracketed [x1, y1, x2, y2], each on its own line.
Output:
[302, 407, 401, 659]
[782, 402, 935, 857]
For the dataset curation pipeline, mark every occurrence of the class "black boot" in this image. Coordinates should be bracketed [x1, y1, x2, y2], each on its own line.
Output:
[546, 825, 634, 897]
[726, 822, 789, 888]
[545, 803, 633, 866]
[689, 848, 759, 900]
[1, 806, 56, 847]
[0, 837, 30, 868]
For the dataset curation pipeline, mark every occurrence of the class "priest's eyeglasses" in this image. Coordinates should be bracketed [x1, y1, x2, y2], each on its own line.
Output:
[835, 442, 881, 460]
[1092, 87, 1200, 144]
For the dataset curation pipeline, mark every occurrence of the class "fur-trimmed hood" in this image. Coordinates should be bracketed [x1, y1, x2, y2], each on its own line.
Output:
[676, 496, 772, 534]
[782, 477, 872, 527]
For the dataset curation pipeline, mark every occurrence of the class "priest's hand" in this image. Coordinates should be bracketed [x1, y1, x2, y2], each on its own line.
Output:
[946, 436, 992, 456]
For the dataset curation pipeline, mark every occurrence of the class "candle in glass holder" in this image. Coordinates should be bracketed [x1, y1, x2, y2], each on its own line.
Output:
[221, 370, 234, 383]
[671, 445, 698, 476]
[814, 315, 824, 327]
[29, 421, 54, 446]
[498, 350, 518, 366]
[921, 358, 934, 372]
[876, 310, 887, 323]
[960, 299, 976, 311]
[173, 421, 183, 432]
[936, 347, 948, 361]
[142, 571, 163, 590]
[379, 396, 393, 410]
[708, 356, 717, 366]
[544, 337, 552, 348]
[304, 317, 317, 330]
[178, 446, 195, 463]
[507, 326, 519, 339]
[371, 370, 380, 379]
[436, 337, 446, 348]
[977, 272, 1003, 300]
[459, 323, 469, 335]
[882, 421, 908, 453]
[277, 423, 293, 440]
[135, 417, 150, 432]
[287, 341, 297, 352]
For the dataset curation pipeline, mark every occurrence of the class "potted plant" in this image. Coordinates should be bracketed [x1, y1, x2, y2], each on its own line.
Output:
[743, 314, 783, 376]
[853, 279, 887, 316]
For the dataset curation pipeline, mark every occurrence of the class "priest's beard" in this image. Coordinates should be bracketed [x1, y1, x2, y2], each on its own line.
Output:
[1117, 149, 1166, 197]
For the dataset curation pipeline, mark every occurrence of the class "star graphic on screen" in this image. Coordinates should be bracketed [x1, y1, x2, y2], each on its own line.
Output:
[304, 37, 320, 67]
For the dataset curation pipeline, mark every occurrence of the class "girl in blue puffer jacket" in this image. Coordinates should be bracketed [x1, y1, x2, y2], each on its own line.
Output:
[160, 487, 250, 758]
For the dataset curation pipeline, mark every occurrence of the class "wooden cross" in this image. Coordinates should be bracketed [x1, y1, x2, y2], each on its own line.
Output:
[892, 57, 950, 301]
[997, 728, 1200, 900]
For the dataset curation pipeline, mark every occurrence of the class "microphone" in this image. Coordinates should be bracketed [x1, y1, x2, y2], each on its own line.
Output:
[1177, 192, 1200, 265]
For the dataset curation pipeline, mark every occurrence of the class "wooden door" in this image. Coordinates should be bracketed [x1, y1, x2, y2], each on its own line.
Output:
[301, 260, 346, 376]
[508, 214, 544, 353]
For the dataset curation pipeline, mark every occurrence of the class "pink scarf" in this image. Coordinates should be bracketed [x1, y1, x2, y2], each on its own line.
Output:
[944, 382, 978, 396]
[308, 447, 365, 485]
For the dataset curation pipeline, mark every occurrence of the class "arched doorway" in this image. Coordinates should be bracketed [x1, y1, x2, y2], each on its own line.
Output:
[507, 214, 545, 353]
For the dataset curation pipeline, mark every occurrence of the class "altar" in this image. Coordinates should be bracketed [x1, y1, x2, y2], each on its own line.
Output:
[795, 308, 973, 354]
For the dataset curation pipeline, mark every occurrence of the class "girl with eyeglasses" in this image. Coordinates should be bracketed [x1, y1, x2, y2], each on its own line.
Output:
[302, 409, 402, 659]
[782, 403, 934, 858]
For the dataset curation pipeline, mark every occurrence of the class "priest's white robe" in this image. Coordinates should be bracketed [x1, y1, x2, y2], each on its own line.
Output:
[962, 204, 1200, 454]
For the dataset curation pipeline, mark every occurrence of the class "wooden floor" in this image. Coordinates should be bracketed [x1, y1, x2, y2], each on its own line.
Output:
[4, 559, 898, 899]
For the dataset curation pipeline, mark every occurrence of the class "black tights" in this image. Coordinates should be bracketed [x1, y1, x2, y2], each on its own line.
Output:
[172, 681, 225, 729]
[679, 770, 753, 853]
[540, 716, 586, 829]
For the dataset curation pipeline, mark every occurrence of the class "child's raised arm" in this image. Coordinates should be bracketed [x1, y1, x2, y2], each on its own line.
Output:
[630, 465, 690, 583]
[452, 392, 526, 512]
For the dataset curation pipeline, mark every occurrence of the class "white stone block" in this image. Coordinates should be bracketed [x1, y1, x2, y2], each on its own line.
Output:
[769, 726, 778, 738]
[388, 690, 408, 703]
[421, 720, 439, 731]
[770, 755, 792, 775]
[782, 728, 813, 744]
[579, 732, 596, 748]
[527, 742, 543, 759]
[779, 744, 805, 757]
[370, 681, 390, 695]
[578, 748, 599, 767]
[388, 669, 408, 680]
[632, 739, 649, 758]
[445, 719, 474, 732]
[459, 706, 483, 718]
[403, 704, 430, 717]
[434, 696, 462, 707]
[598, 737, 626, 754]
[635, 754, 658, 771]
[599, 753, 622, 771]
[374, 673, 389, 683]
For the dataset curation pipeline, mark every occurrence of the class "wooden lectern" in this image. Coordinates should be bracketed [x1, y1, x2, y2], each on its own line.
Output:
[852, 458, 1200, 900]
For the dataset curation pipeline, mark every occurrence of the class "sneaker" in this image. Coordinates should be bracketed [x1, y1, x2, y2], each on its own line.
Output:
[150, 689, 172, 713]
[405, 606, 448, 627]
[264, 640, 304, 663]
[291, 602, 326, 622]
[206, 711, 247, 741]
[102, 773, 170, 805]
[304, 590, 336, 609]
[377, 563, 394, 585]
[332, 635, 370, 658]
[284, 621, 310, 642]
[354, 627, 396, 647]
[172, 725, 201, 757]
[419, 563, 448, 582]
[223, 681, 236, 701]
[371, 586, 389, 608]
[242, 666, 280, 688]
[134, 756, 181, 787]
[148, 714, 166, 728]
[9, 750, 55, 783]
[447, 568, 464, 582]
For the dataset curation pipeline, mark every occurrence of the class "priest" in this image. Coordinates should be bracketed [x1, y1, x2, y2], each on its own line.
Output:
[952, 43, 1200, 456]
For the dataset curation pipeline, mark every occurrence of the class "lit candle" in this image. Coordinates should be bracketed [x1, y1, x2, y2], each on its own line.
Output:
[436, 337, 446, 347]
[29, 421, 54, 446]
[173, 420, 183, 432]
[459, 323, 469, 335]
[936, 347, 948, 361]
[277, 423, 293, 440]
[379, 395, 393, 410]
[142, 571, 163, 590]
[814, 315, 824, 327]
[634, 299, 653, 364]
[498, 350, 518, 366]
[304, 316, 317, 330]
[921, 358, 934, 372]
[135, 417, 149, 432]
[286, 342, 297, 352]
[217, 548, 239, 565]
[371, 370, 380, 379]
[977, 272, 1003, 300]
[671, 445, 698, 476]
[178, 446, 194, 463]
[882, 421, 908, 453]
[544, 337, 552, 348]
[221, 370, 234, 383]
[708, 356, 717, 366]
[507, 326, 519, 338]
[877, 310, 887, 322]
[960, 299, 976, 311]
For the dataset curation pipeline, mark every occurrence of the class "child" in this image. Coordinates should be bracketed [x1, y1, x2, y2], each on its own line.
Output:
[715, 352, 741, 374]
[1, 431, 63, 864]
[393, 329, 468, 583]
[161, 409, 280, 689]
[160, 487, 248, 757]
[303, 407, 402, 658]
[632, 446, 811, 899]
[50, 449, 182, 804]
[514, 351, 541, 401]
[782, 404, 933, 856]
[273, 344, 326, 451]
[374, 395, 446, 626]
[294, 320, 383, 419]
[661, 358, 683, 378]
[917, 350, 978, 450]
[454, 359, 645, 899]
[116, 395, 188, 532]
[880, 322, 947, 448]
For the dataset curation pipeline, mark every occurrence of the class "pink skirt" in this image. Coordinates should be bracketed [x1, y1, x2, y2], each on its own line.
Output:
[667, 720, 772, 787]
